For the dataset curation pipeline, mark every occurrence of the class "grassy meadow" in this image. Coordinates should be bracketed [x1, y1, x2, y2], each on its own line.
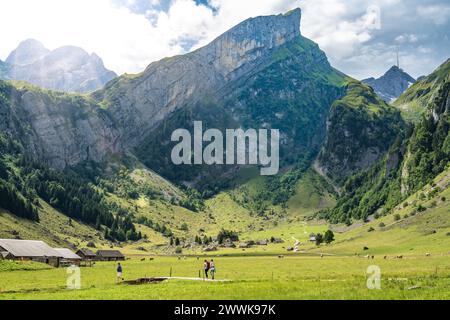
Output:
[0, 255, 449, 300]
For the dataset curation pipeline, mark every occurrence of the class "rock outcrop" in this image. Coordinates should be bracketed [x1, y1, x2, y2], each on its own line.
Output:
[0, 82, 121, 169]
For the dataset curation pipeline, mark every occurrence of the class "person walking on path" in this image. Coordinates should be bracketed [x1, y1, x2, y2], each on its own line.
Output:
[203, 260, 210, 279]
[116, 263, 123, 283]
[210, 259, 216, 280]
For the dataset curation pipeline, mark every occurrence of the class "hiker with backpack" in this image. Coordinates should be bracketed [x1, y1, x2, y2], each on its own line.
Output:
[210, 259, 216, 280]
[204, 260, 210, 279]
[116, 263, 123, 283]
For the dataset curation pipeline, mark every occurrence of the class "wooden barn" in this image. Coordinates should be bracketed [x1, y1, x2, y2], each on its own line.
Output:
[54, 248, 82, 266]
[0, 239, 63, 267]
[76, 248, 97, 260]
[96, 250, 125, 261]
[76, 248, 97, 266]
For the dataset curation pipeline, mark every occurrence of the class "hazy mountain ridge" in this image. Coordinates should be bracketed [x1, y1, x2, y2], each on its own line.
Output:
[6, 39, 50, 66]
[1, 39, 117, 93]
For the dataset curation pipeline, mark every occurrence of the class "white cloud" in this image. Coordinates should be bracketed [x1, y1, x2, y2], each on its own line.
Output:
[0, 0, 447, 79]
[395, 34, 419, 44]
[0, 0, 300, 75]
[299, 0, 385, 61]
[0, 0, 185, 74]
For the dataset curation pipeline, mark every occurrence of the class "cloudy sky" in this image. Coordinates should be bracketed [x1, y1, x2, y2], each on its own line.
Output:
[0, 0, 449, 79]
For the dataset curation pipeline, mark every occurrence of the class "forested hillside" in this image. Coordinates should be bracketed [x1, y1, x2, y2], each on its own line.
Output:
[324, 64, 450, 224]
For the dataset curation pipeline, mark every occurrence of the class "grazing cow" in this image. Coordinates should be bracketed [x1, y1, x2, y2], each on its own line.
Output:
[278, 255, 284, 259]
[320, 254, 324, 258]
[149, 258, 154, 261]
[384, 256, 387, 260]
[426, 253, 431, 257]
[371, 256, 375, 260]
[141, 258, 146, 261]
[397, 255, 403, 259]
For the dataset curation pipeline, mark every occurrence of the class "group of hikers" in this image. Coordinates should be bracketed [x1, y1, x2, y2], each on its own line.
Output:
[203, 259, 216, 280]
[115, 259, 218, 283]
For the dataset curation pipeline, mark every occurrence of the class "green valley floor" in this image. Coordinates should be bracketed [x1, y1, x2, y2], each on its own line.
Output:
[0, 255, 449, 300]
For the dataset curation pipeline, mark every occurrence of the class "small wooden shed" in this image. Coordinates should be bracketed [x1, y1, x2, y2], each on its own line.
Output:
[76, 248, 97, 260]
[76, 248, 97, 266]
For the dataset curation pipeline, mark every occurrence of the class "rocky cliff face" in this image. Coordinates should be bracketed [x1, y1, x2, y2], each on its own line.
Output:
[197, 9, 301, 80]
[363, 66, 416, 103]
[94, 9, 304, 145]
[4, 40, 117, 93]
[0, 81, 121, 169]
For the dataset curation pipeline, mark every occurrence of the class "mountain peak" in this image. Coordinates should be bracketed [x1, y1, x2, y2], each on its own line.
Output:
[214, 8, 301, 47]
[384, 65, 414, 79]
[363, 65, 416, 103]
[195, 8, 302, 78]
[6, 39, 50, 66]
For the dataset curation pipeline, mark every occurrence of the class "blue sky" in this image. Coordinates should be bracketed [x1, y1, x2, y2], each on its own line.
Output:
[0, 0, 449, 79]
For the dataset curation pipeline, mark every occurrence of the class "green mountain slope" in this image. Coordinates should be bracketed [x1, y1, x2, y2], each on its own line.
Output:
[312, 167, 450, 255]
[394, 58, 450, 122]
[324, 61, 450, 224]
[317, 80, 405, 185]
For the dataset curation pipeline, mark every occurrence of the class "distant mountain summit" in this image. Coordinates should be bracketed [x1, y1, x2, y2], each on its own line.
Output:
[363, 66, 416, 103]
[6, 39, 50, 66]
[2, 39, 117, 93]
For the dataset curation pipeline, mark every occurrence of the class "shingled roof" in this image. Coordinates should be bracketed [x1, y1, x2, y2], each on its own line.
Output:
[96, 250, 125, 258]
[0, 239, 63, 258]
[76, 248, 96, 258]
[54, 248, 81, 260]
